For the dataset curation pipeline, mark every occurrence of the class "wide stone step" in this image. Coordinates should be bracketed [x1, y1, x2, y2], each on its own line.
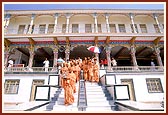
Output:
[85, 82, 99, 85]
[85, 85, 102, 88]
[86, 86, 102, 89]
[86, 91, 105, 95]
[86, 84, 101, 86]
[52, 105, 78, 112]
[86, 98, 108, 102]
[86, 87, 102, 92]
[85, 106, 113, 111]
[86, 89, 103, 92]
[87, 101, 110, 106]
[85, 84, 101, 87]
[86, 94, 106, 98]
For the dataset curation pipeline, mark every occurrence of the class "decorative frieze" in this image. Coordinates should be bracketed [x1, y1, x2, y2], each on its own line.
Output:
[5, 9, 164, 15]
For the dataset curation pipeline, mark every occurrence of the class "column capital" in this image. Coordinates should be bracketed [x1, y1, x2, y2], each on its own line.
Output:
[153, 13, 158, 19]
[54, 13, 59, 18]
[65, 13, 72, 18]
[65, 45, 70, 53]
[105, 46, 111, 50]
[92, 12, 98, 18]
[4, 50, 10, 55]
[54, 51, 58, 54]
[31, 14, 36, 20]
[53, 46, 58, 53]
[154, 47, 160, 54]
[105, 46, 111, 54]
[29, 46, 35, 54]
[105, 13, 110, 18]
[130, 45, 136, 54]
[129, 13, 135, 19]
[5, 14, 11, 20]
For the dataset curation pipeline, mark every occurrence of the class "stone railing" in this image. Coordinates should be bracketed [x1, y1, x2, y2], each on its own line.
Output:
[4, 66, 164, 73]
[108, 66, 164, 72]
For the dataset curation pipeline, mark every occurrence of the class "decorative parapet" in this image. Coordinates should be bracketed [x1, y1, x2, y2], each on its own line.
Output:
[4, 9, 164, 15]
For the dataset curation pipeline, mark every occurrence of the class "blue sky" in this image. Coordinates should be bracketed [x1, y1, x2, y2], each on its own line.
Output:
[4, 3, 164, 10]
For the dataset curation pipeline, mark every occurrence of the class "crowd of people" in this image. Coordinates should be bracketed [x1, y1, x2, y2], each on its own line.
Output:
[59, 57, 99, 105]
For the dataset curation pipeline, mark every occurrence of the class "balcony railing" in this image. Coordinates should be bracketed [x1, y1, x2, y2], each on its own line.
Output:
[5, 27, 164, 38]
[4, 66, 164, 73]
[4, 67, 57, 73]
[6, 26, 161, 34]
[109, 66, 164, 72]
[5, 27, 104, 34]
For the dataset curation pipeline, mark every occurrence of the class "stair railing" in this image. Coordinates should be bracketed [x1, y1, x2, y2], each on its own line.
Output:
[77, 70, 87, 111]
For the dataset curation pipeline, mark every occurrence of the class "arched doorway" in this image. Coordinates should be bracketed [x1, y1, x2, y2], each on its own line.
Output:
[110, 46, 131, 66]
[7, 47, 30, 67]
[34, 47, 53, 67]
[135, 46, 155, 66]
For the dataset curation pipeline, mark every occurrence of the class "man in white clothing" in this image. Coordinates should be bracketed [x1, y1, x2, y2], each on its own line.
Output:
[150, 59, 155, 71]
[43, 58, 49, 72]
[111, 58, 117, 66]
[8, 59, 14, 71]
[111, 57, 117, 71]
[8, 59, 14, 67]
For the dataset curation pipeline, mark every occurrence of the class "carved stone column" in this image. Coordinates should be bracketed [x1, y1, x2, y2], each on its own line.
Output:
[93, 13, 98, 33]
[28, 47, 35, 68]
[105, 14, 110, 33]
[154, 46, 163, 66]
[129, 13, 137, 33]
[53, 47, 58, 67]
[53, 13, 59, 33]
[66, 16, 70, 33]
[65, 45, 70, 62]
[106, 46, 111, 70]
[130, 45, 138, 66]
[4, 14, 11, 34]
[4, 49, 10, 68]
[153, 13, 163, 33]
[28, 14, 35, 34]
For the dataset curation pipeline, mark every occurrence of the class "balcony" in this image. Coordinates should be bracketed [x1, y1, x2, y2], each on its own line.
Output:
[4, 27, 164, 41]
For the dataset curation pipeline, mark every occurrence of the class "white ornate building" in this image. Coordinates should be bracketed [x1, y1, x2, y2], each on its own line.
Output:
[3, 9, 165, 112]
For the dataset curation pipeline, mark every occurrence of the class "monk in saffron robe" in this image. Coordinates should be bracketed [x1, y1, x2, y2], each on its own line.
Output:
[74, 61, 81, 82]
[88, 61, 94, 82]
[69, 63, 77, 93]
[62, 69, 74, 105]
[93, 61, 99, 82]
[83, 60, 89, 81]
[60, 63, 68, 87]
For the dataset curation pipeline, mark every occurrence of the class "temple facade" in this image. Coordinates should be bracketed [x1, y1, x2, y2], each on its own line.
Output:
[3, 9, 165, 111]
[4, 9, 164, 69]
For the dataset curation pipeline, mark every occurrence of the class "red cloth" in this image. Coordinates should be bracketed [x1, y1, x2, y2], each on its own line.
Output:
[104, 59, 107, 65]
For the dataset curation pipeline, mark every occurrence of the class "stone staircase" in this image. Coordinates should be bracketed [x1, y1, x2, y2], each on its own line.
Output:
[85, 82, 116, 112]
[46, 88, 62, 111]
[49, 83, 79, 112]
[45, 81, 117, 112]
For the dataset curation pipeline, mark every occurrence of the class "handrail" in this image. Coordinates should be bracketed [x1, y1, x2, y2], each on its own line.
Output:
[77, 70, 87, 111]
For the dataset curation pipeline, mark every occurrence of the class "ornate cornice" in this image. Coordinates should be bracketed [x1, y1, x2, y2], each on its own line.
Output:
[5, 9, 164, 16]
